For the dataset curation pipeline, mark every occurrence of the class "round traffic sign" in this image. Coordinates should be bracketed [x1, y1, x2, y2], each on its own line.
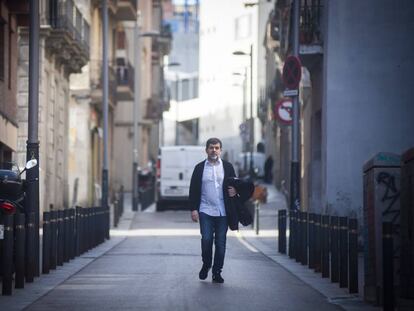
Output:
[282, 56, 302, 90]
[274, 99, 293, 125]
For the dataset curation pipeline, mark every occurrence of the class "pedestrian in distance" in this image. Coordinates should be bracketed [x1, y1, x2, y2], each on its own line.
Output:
[189, 137, 238, 283]
[264, 155, 274, 184]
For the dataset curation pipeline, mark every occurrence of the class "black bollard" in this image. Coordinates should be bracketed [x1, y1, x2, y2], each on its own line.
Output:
[2, 215, 14, 295]
[296, 211, 302, 263]
[278, 209, 287, 254]
[42, 212, 51, 274]
[339, 216, 349, 288]
[308, 213, 315, 269]
[83, 208, 88, 252]
[106, 205, 110, 240]
[86, 208, 91, 250]
[289, 210, 296, 259]
[79, 207, 85, 254]
[321, 215, 330, 278]
[69, 209, 75, 260]
[25, 212, 36, 283]
[100, 207, 105, 244]
[348, 218, 358, 294]
[314, 214, 322, 272]
[98, 207, 102, 245]
[120, 187, 124, 217]
[382, 222, 394, 311]
[63, 209, 69, 262]
[75, 206, 81, 256]
[114, 199, 118, 228]
[92, 207, 97, 247]
[330, 216, 339, 283]
[57, 210, 64, 266]
[301, 212, 308, 265]
[15, 213, 25, 289]
[49, 210, 57, 270]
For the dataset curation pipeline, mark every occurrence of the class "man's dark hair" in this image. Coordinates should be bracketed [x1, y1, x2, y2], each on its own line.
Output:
[206, 137, 222, 149]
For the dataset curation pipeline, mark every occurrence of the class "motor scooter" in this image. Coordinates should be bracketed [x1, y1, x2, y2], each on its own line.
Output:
[0, 159, 38, 239]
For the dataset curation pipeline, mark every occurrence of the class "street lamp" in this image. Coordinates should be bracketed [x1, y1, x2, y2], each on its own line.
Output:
[233, 44, 254, 177]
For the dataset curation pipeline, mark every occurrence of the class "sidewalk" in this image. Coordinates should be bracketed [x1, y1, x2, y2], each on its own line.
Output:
[0, 205, 136, 311]
[237, 183, 380, 311]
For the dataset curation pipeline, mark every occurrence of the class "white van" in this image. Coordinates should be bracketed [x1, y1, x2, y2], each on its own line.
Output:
[156, 145, 206, 210]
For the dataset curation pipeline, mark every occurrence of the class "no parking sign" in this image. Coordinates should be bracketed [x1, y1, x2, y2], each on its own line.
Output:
[273, 99, 293, 125]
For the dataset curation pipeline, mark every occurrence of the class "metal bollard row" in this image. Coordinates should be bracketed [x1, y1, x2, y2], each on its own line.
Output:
[1, 204, 110, 296]
[278, 209, 359, 295]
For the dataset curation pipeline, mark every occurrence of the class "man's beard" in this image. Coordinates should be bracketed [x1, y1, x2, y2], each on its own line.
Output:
[209, 155, 218, 160]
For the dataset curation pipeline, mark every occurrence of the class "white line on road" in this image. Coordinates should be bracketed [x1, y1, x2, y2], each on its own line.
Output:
[234, 231, 259, 253]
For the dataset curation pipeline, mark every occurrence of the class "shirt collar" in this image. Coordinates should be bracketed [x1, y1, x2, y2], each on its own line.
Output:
[205, 157, 222, 166]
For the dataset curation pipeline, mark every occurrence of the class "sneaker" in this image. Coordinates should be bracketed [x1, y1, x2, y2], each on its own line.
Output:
[212, 273, 224, 283]
[199, 265, 210, 280]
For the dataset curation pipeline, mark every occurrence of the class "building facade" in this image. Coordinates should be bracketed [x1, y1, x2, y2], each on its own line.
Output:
[264, 0, 414, 216]
[0, 0, 26, 166]
[15, 0, 89, 214]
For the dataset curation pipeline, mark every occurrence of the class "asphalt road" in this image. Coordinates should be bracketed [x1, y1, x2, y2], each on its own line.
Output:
[26, 210, 342, 311]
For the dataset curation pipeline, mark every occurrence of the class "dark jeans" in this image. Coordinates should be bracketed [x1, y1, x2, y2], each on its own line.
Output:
[199, 212, 228, 275]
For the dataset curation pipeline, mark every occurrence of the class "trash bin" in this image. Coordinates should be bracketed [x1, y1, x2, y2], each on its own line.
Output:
[363, 152, 401, 304]
[400, 147, 414, 301]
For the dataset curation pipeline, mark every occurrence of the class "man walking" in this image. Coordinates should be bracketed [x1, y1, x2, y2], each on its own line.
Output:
[189, 138, 237, 283]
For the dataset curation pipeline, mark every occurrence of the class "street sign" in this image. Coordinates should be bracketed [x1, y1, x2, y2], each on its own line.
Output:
[282, 55, 302, 90]
[283, 89, 299, 97]
[274, 99, 293, 125]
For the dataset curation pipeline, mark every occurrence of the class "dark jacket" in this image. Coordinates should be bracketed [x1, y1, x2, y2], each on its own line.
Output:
[189, 159, 238, 230]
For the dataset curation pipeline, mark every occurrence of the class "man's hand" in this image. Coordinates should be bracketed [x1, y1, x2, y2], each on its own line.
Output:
[228, 186, 237, 197]
[191, 210, 199, 222]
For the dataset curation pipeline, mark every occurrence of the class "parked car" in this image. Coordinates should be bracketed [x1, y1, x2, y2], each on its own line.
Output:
[156, 146, 205, 211]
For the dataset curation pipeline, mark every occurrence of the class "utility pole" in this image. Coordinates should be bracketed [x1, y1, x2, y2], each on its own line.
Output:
[249, 44, 254, 177]
[102, 0, 109, 238]
[132, 18, 141, 212]
[290, 0, 301, 211]
[175, 73, 180, 145]
[26, 0, 40, 279]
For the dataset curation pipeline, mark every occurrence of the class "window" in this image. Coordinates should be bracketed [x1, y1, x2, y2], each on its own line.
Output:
[181, 79, 190, 101]
[234, 14, 252, 40]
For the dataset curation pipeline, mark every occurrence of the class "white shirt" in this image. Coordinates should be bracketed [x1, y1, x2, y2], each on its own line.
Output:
[199, 158, 226, 216]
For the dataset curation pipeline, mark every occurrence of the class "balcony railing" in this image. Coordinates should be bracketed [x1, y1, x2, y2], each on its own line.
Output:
[81, 19, 90, 55]
[116, 63, 134, 88]
[90, 60, 117, 105]
[48, 0, 90, 56]
[299, 2, 323, 45]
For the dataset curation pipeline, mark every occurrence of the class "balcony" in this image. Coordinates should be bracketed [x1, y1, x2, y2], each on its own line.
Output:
[152, 24, 173, 56]
[116, 60, 134, 101]
[90, 61, 117, 108]
[145, 95, 166, 121]
[91, 0, 118, 16]
[116, 0, 137, 21]
[299, 2, 324, 55]
[46, 0, 90, 73]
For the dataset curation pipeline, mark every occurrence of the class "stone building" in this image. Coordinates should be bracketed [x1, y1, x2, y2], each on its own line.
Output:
[16, 0, 89, 213]
[0, 0, 27, 166]
[264, 0, 414, 215]
[112, 0, 172, 192]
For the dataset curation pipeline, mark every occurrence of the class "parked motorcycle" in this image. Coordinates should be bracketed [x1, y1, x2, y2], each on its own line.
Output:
[0, 159, 38, 238]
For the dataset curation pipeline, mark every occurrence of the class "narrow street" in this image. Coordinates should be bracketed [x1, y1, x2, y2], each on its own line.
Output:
[25, 210, 340, 311]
